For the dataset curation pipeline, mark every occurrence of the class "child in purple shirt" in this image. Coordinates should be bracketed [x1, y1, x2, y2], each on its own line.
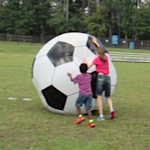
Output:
[67, 63, 96, 128]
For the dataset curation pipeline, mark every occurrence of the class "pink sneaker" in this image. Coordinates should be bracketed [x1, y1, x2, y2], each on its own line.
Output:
[110, 111, 115, 119]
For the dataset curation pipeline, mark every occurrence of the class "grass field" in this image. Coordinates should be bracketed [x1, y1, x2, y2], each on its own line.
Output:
[0, 42, 150, 150]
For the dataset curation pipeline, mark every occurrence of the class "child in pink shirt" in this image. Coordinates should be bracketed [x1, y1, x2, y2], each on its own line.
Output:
[92, 55, 109, 75]
[84, 37, 115, 121]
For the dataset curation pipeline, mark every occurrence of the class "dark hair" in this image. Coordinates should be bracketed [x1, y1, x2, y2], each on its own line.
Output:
[97, 46, 107, 62]
[79, 63, 88, 73]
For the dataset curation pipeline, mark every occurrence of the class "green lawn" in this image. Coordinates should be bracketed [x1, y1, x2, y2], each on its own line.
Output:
[0, 42, 150, 150]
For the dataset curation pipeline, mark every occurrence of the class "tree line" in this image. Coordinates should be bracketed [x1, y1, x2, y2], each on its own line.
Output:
[0, 0, 150, 40]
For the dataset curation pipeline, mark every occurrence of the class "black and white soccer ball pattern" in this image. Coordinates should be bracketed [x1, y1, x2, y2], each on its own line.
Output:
[32, 32, 117, 115]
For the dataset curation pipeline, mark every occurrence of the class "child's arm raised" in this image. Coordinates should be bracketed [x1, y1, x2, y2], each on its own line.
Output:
[83, 59, 94, 69]
[92, 36, 101, 47]
[67, 73, 73, 81]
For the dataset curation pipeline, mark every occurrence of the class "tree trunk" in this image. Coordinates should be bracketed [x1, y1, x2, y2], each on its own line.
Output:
[88, 0, 91, 15]
[96, 0, 100, 7]
[66, 0, 69, 22]
[109, 26, 112, 39]
[118, 13, 121, 38]
[82, 0, 86, 12]
[40, 23, 44, 43]
[108, 0, 112, 38]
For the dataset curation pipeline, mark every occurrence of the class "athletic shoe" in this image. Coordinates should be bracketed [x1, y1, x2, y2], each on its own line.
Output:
[110, 111, 115, 119]
[87, 122, 96, 128]
[75, 117, 85, 124]
[97, 116, 105, 121]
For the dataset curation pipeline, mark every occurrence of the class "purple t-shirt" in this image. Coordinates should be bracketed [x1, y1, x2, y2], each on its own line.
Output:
[72, 73, 92, 95]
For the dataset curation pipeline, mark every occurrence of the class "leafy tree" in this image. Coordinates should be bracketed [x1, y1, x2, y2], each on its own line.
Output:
[14, 0, 35, 35]
[0, 0, 20, 33]
[0, 0, 150, 41]
[48, 0, 84, 35]
[0, 0, 51, 36]
[120, 0, 134, 39]
[29, 0, 52, 40]
[83, 6, 109, 38]
[132, 2, 150, 40]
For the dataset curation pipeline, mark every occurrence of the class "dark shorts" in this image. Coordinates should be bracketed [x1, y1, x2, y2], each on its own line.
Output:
[96, 75, 111, 97]
[76, 94, 92, 109]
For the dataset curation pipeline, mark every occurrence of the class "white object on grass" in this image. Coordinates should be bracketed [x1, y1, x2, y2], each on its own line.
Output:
[22, 98, 33, 101]
[8, 97, 17, 100]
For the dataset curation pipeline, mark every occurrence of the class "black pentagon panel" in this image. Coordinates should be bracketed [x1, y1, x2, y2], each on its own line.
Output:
[42, 85, 67, 110]
[86, 35, 108, 54]
[47, 41, 74, 67]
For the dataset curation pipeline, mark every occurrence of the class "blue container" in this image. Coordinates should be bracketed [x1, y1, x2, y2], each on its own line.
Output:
[129, 42, 135, 49]
[112, 35, 119, 45]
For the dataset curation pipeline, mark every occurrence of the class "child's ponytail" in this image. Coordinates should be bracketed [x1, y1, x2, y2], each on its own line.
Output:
[97, 47, 107, 62]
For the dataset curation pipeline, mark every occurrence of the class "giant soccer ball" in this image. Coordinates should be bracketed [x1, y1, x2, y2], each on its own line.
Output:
[32, 32, 117, 115]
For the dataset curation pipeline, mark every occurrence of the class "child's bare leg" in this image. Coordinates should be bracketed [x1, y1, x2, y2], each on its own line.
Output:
[106, 97, 113, 109]
[97, 95, 103, 116]
[75, 105, 85, 124]
[86, 108, 92, 120]
[86, 108, 95, 127]
[76, 104, 82, 115]
[96, 95, 105, 120]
